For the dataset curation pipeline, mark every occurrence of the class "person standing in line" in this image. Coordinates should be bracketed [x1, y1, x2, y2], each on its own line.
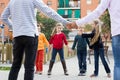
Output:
[35, 25, 49, 75]
[71, 27, 89, 76]
[69, 0, 120, 79]
[47, 23, 69, 76]
[82, 20, 111, 78]
[1, 0, 71, 80]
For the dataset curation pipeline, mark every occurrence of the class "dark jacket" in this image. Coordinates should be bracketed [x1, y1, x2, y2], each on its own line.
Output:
[82, 30, 103, 49]
[72, 34, 89, 50]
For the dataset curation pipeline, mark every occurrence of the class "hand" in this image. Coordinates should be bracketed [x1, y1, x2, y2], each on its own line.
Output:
[66, 22, 73, 31]
[48, 45, 52, 54]
[68, 48, 73, 54]
[71, 22, 78, 29]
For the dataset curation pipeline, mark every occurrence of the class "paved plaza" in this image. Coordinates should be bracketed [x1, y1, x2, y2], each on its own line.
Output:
[0, 53, 114, 80]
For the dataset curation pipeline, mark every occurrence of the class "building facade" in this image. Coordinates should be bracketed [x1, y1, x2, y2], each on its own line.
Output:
[43, 0, 99, 20]
[0, 0, 99, 41]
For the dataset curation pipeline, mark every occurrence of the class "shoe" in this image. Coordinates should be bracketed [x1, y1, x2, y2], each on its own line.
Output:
[47, 71, 51, 75]
[35, 71, 39, 74]
[35, 71, 38, 74]
[82, 72, 86, 76]
[64, 71, 69, 76]
[78, 73, 86, 76]
[78, 73, 82, 76]
[78, 73, 85, 76]
[90, 74, 97, 77]
[35, 71, 42, 75]
[38, 72, 42, 75]
[107, 73, 111, 78]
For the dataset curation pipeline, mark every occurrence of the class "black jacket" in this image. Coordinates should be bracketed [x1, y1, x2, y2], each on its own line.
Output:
[82, 29, 103, 49]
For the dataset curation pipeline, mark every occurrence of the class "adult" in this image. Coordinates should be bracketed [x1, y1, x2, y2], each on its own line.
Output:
[71, 0, 120, 80]
[1, 0, 71, 80]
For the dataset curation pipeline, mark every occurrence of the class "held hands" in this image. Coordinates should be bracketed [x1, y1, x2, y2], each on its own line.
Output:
[68, 48, 74, 54]
[66, 22, 78, 30]
[47, 45, 52, 54]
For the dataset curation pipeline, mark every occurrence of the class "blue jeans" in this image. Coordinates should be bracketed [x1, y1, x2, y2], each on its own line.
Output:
[112, 35, 120, 80]
[8, 36, 38, 80]
[94, 48, 110, 76]
[51, 48, 65, 62]
[77, 49, 87, 73]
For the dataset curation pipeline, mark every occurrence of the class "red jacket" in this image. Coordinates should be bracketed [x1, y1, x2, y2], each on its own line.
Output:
[49, 32, 68, 49]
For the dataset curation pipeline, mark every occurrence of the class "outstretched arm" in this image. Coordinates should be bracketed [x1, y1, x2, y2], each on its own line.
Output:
[33, 0, 71, 27]
[71, 0, 110, 28]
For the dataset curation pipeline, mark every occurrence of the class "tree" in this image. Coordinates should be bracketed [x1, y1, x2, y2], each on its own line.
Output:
[84, 24, 92, 32]
[37, 13, 56, 40]
[36, 13, 70, 40]
[100, 10, 111, 30]
[100, 10, 111, 46]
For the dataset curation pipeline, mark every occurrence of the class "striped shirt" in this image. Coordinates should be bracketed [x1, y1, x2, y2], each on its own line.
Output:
[1, 0, 69, 37]
[76, 0, 120, 37]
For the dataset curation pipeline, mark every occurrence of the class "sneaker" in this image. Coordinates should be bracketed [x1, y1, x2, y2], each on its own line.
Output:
[90, 74, 97, 77]
[82, 72, 86, 76]
[107, 73, 111, 78]
[64, 71, 69, 76]
[35, 71, 42, 75]
[35, 71, 39, 74]
[78, 73, 82, 76]
[38, 72, 42, 75]
[47, 71, 51, 75]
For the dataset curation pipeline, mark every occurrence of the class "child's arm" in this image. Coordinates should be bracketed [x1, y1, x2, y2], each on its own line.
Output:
[82, 30, 95, 38]
[43, 33, 49, 47]
[71, 35, 78, 50]
[48, 44, 53, 54]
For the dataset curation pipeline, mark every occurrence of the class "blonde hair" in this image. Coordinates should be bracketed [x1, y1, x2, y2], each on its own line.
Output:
[90, 20, 100, 46]
[51, 23, 64, 36]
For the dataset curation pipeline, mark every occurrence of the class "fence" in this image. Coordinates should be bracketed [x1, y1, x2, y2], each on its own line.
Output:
[0, 41, 76, 64]
[0, 43, 13, 64]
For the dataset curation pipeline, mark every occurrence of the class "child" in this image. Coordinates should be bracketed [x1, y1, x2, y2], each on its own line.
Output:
[35, 25, 49, 75]
[82, 20, 111, 78]
[71, 27, 89, 76]
[47, 23, 69, 76]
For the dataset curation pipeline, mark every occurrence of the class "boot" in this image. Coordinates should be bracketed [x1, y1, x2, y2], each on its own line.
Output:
[61, 60, 69, 76]
[47, 60, 54, 75]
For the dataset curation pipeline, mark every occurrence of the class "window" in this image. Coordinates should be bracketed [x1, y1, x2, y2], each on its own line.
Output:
[47, 1, 52, 6]
[87, 0, 92, 4]
[69, 1, 74, 7]
[78, 1, 80, 7]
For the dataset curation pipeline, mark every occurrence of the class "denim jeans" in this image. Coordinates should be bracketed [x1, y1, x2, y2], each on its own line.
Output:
[77, 49, 87, 73]
[51, 48, 64, 62]
[8, 35, 38, 80]
[94, 48, 110, 76]
[112, 35, 120, 80]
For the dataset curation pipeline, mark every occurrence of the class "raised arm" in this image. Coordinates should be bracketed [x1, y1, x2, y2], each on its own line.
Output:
[33, 0, 70, 26]
[72, 0, 110, 28]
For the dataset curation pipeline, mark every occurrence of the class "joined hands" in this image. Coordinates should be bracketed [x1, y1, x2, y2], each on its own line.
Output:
[66, 22, 78, 30]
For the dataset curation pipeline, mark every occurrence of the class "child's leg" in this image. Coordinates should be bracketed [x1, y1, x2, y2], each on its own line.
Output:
[38, 50, 44, 72]
[35, 51, 40, 72]
[93, 49, 99, 76]
[35, 50, 44, 74]
[58, 48, 68, 75]
[48, 48, 57, 75]
[77, 49, 82, 73]
[82, 50, 87, 73]
[99, 48, 111, 75]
